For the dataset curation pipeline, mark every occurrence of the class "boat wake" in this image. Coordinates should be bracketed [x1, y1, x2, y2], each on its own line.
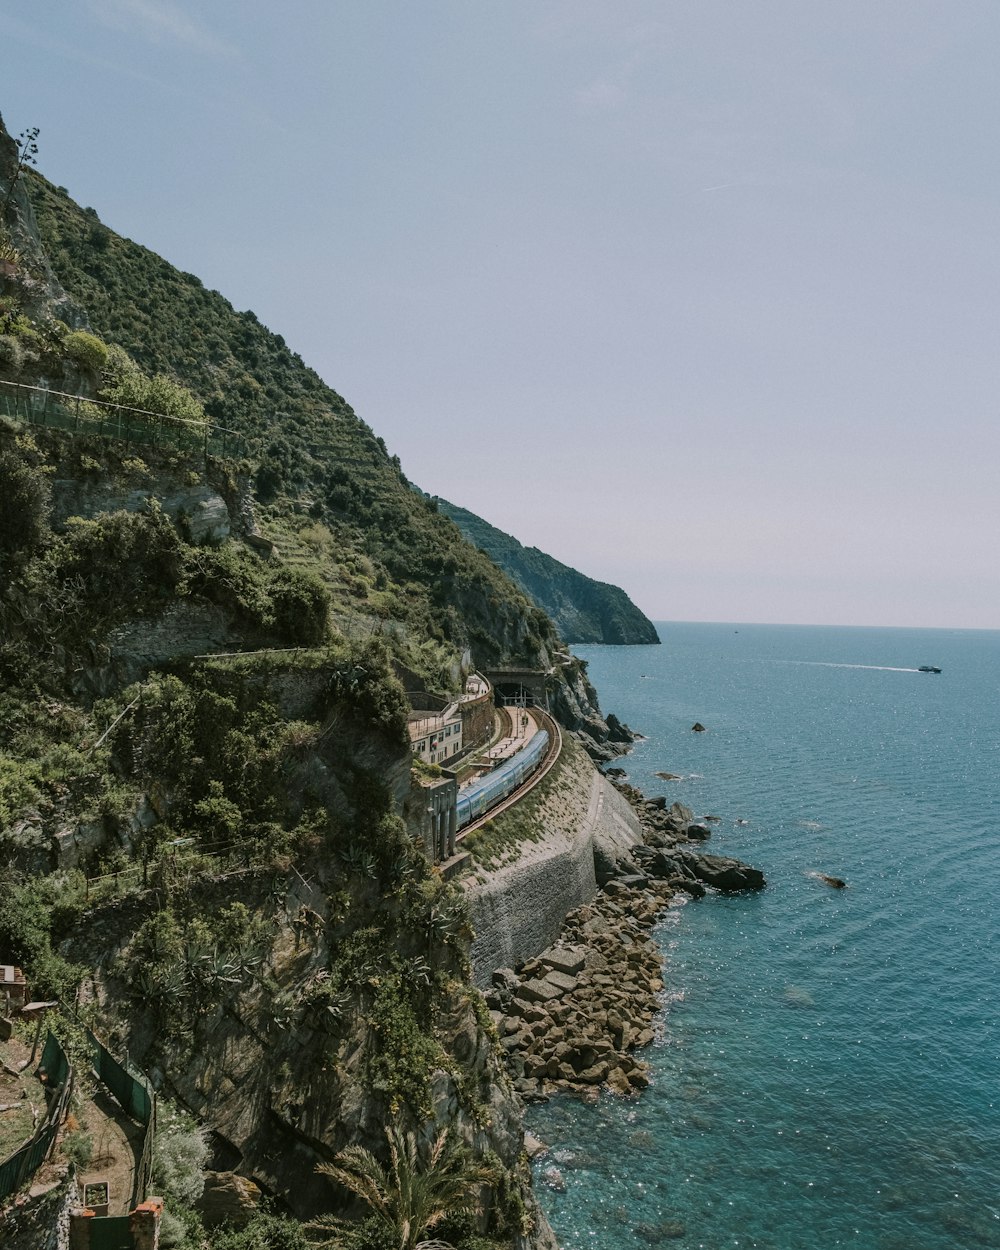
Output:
[780, 661, 921, 673]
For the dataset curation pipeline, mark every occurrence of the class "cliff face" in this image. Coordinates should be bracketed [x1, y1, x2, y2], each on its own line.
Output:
[0, 425, 555, 1246]
[0, 115, 87, 331]
[437, 497, 660, 646]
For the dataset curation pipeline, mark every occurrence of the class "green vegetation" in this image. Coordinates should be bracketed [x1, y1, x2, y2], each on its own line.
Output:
[211, 1214, 310, 1250]
[0, 131, 570, 1246]
[63, 329, 108, 376]
[151, 1100, 210, 1248]
[25, 169, 564, 682]
[100, 343, 205, 422]
[313, 1124, 495, 1250]
[0, 873, 85, 999]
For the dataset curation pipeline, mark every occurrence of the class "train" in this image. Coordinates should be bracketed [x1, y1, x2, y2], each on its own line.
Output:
[455, 729, 550, 830]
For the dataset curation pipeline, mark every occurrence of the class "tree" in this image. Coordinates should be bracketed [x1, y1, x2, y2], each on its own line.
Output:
[312, 1125, 495, 1250]
[0, 446, 51, 565]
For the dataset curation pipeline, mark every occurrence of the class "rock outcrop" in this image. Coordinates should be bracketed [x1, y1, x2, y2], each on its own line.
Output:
[435, 496, 660, 646]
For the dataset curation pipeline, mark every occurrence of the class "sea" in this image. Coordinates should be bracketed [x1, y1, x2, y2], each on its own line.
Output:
[528, 622, 1000, 1250]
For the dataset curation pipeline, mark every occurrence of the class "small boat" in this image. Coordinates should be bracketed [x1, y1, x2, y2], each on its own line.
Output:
[917, 665, 942, 674]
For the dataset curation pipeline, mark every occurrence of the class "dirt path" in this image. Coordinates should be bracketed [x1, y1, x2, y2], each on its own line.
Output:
[74, 1087, 142, 1215]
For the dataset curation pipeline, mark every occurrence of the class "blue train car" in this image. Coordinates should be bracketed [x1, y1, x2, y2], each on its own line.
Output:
[456, 730, 550, 830]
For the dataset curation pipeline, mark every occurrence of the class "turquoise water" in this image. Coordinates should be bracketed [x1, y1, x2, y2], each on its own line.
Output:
[529, 623, 1000, 1250]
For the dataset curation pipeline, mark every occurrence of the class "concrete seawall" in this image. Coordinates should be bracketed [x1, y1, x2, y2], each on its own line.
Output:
[465, 740, 644, 986]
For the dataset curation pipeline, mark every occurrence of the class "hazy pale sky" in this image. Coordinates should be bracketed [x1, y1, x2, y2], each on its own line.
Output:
[4, 1, 999, 628]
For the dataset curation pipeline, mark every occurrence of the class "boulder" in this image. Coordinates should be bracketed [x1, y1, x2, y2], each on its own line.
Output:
[541, 946, 587, 975]
[195, 1171, 261, 1229]
[519, 978, 563, 1004]
[543, 970, 579, 995]
[524, 1132, 548, 1159]
[633, 847, 694, 882]
[691, 722, 706, 732]
[612, 874, 651, 891]
[593, 840, 644, 887]
[605, 713, 635, 744]
[542, 1166, 566, 1193]
[672, 877, 706, 899]
[680, 852, 765, 892]
[817, 873, 847, 889]
[492, 967, 519, 994]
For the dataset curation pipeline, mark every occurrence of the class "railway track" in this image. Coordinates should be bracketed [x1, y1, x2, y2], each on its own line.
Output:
[457, 708, 562, 840]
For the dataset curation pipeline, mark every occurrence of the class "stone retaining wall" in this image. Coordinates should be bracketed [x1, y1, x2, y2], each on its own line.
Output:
[465, 748, 644, 986]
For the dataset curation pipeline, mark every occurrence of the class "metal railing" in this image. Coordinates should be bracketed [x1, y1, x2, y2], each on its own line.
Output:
[0, 377, 249, 459]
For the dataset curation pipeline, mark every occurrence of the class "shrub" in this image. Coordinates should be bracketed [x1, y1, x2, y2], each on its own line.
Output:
[152, 1102, 209, 1204]
[269, 566, 330, 645]
[100, 344, 205, 423]
[0, 754, 40, 826]
[0, 447, 51, 563]
[0, 333, 24, 373]
[62, 1129, 93, 1170]
[210, 1212, 309, 1250]
[39, 507, 185, 625]
[64, 330, 108, 375]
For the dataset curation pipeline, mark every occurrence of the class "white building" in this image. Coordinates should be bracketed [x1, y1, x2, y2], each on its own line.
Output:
[408, 710, 464, 765]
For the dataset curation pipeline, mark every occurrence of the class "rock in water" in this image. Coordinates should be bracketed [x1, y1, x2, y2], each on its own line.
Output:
[680, 851, 766, 891]
[691, 722, 706, 732]
[818, 872, 847, 889]
[542, 1166, 566, 1192]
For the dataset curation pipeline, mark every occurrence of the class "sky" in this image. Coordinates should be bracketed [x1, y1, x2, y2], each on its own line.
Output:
[3, 1, 999, 629]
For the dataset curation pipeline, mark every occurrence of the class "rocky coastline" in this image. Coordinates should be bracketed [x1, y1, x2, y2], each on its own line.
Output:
[484, 785, 765, 1103]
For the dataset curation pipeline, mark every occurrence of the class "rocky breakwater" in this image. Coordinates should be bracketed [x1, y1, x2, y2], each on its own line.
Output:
[606, 786, 766, 896]
[484, 787, 765, 1102]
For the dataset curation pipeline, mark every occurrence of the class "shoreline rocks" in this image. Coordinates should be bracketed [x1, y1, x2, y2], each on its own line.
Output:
[486, 879, 673, 1100]
[488, 780, 766, 1104]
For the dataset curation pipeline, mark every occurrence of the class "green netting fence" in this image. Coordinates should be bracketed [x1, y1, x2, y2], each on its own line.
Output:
[87, 1030, 152, 1124]
[86, 1029, 156, 1207]
[40, 1029, 70, 1088]
[0, 377, 249, 459]
[0, 1028, 157, 1206]
[0, 1032, 72, 1203]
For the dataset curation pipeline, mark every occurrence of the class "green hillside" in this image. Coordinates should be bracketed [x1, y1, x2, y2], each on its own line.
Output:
[438, 498, 660, 646]
[20, 168, 560, 682]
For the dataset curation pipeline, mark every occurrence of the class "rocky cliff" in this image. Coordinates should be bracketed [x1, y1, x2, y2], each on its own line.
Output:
[0, 421, 557, 1247]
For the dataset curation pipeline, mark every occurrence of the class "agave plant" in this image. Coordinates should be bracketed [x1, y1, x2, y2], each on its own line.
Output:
[402, 956, 432, 989]
[340, 842, 378, 879]
[424, 896, 471, 946]
[312, 1125, 495, 1250]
